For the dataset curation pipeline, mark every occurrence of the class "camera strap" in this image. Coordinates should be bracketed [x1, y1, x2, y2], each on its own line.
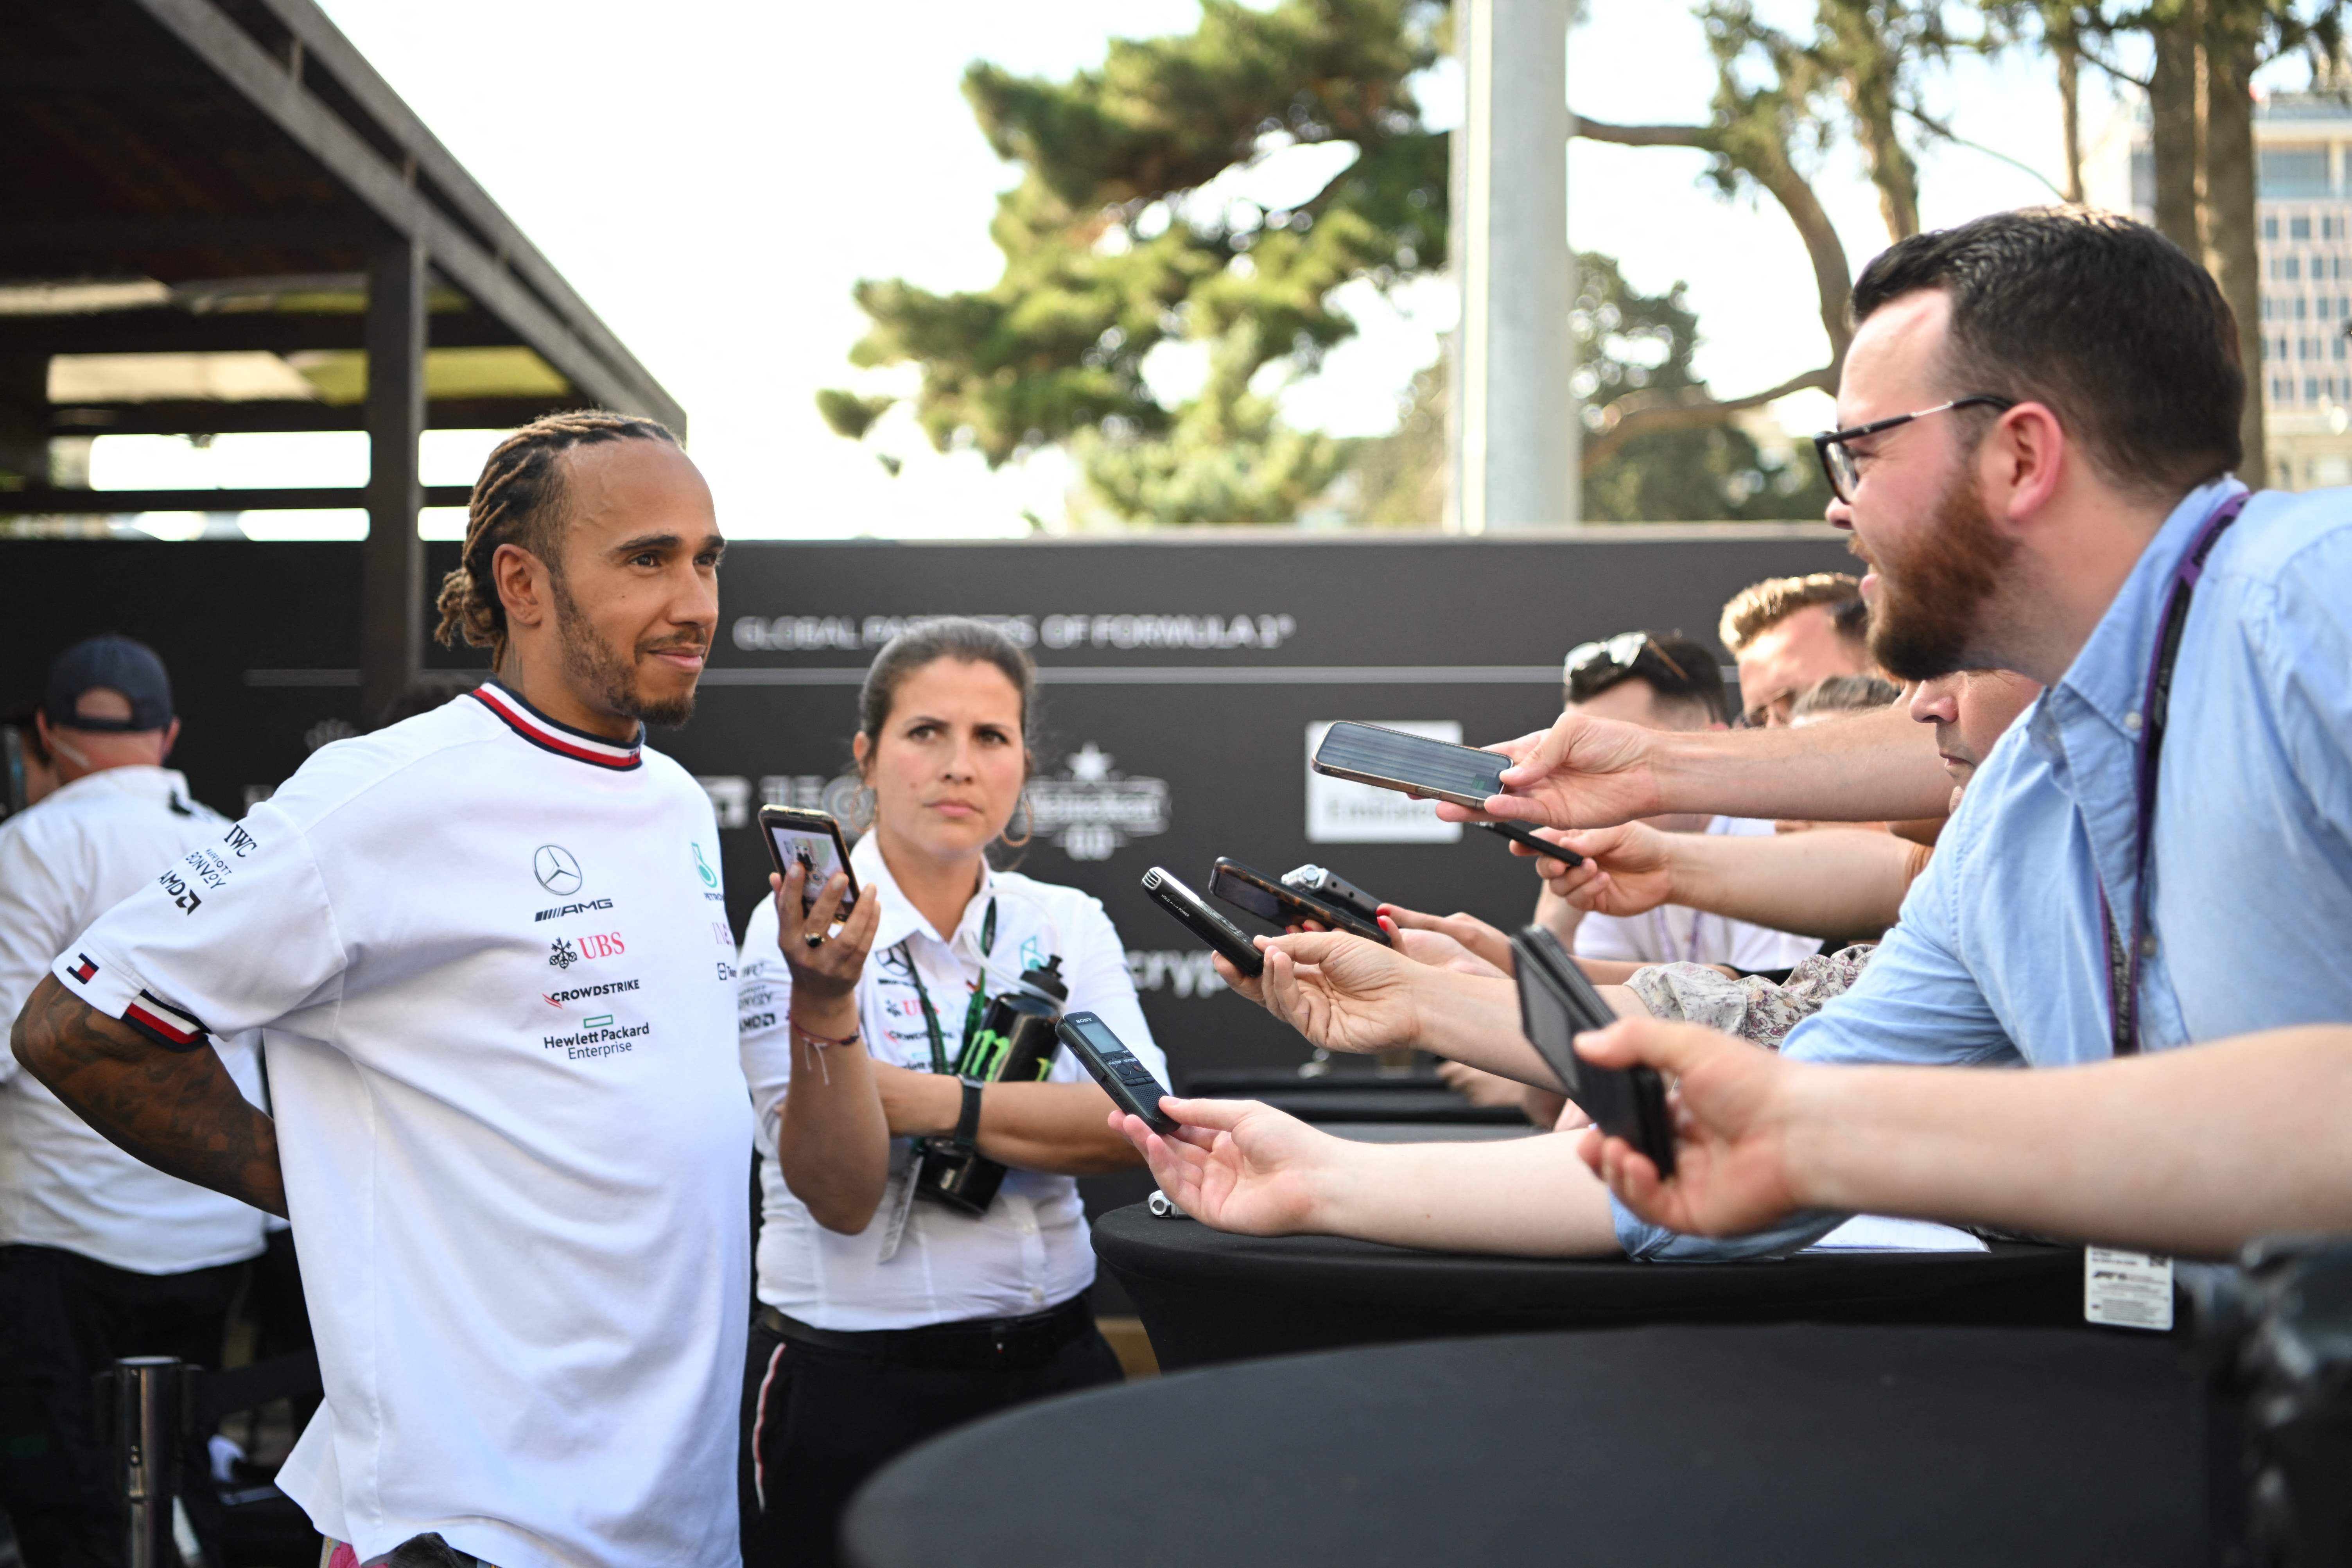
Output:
[2099, 491, 2246, 1057]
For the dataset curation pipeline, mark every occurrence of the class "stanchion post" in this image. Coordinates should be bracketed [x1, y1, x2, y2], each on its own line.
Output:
[109, 1355, 183, 1568]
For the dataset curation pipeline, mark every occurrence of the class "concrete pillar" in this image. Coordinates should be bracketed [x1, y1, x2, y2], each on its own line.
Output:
[1450, 0, 1575, 531]
[361, 236, 426, 721]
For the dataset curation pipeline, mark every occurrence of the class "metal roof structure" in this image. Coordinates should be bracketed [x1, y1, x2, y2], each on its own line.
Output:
[0, 0, 685, 711]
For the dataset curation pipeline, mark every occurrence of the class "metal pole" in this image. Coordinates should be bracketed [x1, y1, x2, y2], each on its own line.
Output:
[362, 233, 427, 722]
[111, 1355, 182, 1568]
[1451, 0, 1576, 531]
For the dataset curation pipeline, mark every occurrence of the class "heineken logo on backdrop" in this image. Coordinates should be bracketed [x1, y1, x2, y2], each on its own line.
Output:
[1029, 743, 1170, 861]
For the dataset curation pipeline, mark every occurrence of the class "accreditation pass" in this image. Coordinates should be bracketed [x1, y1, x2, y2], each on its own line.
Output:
[2083, 1248, 2174, 1331]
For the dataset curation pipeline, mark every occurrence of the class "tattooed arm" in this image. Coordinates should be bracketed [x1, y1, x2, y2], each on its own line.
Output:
[11, 974, 286, 1217]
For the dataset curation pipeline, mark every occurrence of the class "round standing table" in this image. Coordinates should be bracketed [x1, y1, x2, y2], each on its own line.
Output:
[843, 1323, 2211, 1568]
[1091, 1203, 2087, 1369]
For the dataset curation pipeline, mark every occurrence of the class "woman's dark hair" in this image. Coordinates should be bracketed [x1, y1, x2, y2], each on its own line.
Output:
[1850, 207, 2242, 498]
[856, 617, 1039, 777]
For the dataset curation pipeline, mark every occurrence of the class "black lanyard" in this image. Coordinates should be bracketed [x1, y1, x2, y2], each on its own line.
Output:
[2101, 493, 2246, 1055]
[899, 897, 996, 1075]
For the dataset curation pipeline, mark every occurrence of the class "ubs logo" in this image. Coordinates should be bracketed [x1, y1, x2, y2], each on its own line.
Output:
[535, 845, 583, 895]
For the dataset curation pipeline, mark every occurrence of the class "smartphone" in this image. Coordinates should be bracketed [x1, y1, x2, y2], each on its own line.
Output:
[1508, 924, 1676, 1176]
[1281, 863, 1383, 925]
[1057, 1011, 1179, 1134]
[1477, 819, 1584, 868]
[1210, 858, 1390, 945]
[1311, 721, 1509, 811]
[757, 806, 859, 917]
[1141, 866, 1265, 977]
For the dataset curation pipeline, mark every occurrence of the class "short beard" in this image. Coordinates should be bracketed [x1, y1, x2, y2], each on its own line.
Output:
[550, 570, 697, 728]
[1867, 462, 2017, 682]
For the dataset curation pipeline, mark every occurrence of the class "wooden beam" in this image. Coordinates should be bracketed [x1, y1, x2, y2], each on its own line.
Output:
[0, 309, 520, 355]
[48, 397, 573, 436]
[0, 486, 468, 514]
[362, 236, 426, 719]
[128, 0, 686, 434]
[0, 214, 375, 253]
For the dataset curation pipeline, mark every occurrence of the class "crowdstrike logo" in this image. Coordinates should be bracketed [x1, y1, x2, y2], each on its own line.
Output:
[534, 845, 583, 895]
[543, 978, 642, 1006]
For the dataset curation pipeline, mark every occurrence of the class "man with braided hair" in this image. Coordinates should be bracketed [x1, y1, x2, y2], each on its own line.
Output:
[13, 411, 748, 1568]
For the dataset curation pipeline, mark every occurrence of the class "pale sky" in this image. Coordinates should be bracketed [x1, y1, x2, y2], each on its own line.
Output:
[89, 1, 2291, 537]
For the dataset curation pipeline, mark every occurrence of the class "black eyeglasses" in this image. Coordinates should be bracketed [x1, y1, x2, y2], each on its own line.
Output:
[1812, 395, 2017, 503]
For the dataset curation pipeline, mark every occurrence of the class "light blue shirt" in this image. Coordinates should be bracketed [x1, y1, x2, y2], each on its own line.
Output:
[1618, 477, 2352, 1259]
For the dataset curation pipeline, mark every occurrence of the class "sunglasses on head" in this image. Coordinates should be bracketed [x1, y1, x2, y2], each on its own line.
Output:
[1564, 632, 1690, 685]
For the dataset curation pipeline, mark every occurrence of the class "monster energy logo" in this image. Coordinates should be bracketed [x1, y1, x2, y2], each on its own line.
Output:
[956, 1023, 1057, 1083]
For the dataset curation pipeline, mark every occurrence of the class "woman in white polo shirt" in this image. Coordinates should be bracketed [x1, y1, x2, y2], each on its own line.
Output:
[735, 617, 1162, 1567]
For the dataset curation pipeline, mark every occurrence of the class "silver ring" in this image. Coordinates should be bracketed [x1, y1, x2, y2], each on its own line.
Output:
[803, 932, 825, 949]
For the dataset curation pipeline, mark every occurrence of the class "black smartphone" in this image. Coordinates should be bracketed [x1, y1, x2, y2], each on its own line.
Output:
[1057, 1011, 1179, 1134]
[758, 806, 859, 917]
[1210, 858, 1390, 945]
[1508, 925, 1676, 1176]
[1477, 819, 1584, 868]
[1281, 863, 1382, 925]
[1141, 866, 1265, 977]
[1311, 721, 1509, 811]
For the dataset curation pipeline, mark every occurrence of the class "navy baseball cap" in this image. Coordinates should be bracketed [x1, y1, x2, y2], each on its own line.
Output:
[44, 635, 174, 733]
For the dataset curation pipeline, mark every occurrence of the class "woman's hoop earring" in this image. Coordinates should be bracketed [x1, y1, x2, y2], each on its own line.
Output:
[1001, 790, 1034, 848]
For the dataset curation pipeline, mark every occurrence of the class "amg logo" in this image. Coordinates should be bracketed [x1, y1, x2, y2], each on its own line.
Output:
[536, 898, 615, 923]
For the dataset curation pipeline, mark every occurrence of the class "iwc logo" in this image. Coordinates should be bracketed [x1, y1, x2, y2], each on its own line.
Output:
[1028, 743, 1170, 861]
[535, 845, 583, 895]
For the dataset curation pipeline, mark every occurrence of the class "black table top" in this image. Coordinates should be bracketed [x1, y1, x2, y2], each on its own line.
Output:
[1093, 1203, 2088, 1368]
[1234, 1087, 1527, 1124]
[1182, 1067, 1444, 1095]
[844, 1323, 2208, 1568]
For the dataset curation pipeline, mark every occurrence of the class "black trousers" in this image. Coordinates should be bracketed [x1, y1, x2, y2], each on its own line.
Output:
[739, 1306, 1123, 1568]
[0, 1243, 243, 1568]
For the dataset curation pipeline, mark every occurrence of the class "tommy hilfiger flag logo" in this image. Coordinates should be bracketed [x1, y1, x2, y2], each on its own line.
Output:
[69, 953, 98, 983]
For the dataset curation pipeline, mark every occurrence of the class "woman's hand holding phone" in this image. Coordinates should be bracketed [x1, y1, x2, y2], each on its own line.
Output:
[1376, 905, 1516, 977]
[1536, 822, 1679, 917]
[1243, 931, 1428, 1057]
[773, 862, 881, 1025]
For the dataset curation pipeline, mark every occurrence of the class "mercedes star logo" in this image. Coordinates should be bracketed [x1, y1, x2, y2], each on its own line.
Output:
[534, 845, 583, 895]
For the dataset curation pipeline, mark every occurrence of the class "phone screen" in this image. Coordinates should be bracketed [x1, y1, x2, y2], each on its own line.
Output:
[1207, 865, 1284, 923]
[1315, 722, 1507, 802]
[768, 823, 850, 914]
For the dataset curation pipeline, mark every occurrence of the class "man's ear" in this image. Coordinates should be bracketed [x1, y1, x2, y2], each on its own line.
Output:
[1986, 401, 2067, 528]
[160, 718, 181, 761]
[491, 542, 551, 634]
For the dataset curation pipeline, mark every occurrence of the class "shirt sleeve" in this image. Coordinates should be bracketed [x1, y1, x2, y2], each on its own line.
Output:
[1570, 911, 1645, 963]
[50, 805, 346, 1052]
[1044, 890, 1165, 1087]
[2248, 531, 2352, 836]
[734, 891, 798, 1150]
[0, 816, 83, 1084]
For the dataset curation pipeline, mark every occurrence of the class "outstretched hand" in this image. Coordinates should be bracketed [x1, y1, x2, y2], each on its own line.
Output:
[1376, 905, 1514, 978]
[1218, 930, 1427, 1055]
[1536, 822, 1677, 917]
[1571, 1017, 1803, 1237]
[1108, 1096, 1335, 1235]
[1433, 709, 1664, 831]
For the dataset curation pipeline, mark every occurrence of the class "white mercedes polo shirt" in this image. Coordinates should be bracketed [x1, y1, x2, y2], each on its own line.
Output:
[54, 684, 749, 1568]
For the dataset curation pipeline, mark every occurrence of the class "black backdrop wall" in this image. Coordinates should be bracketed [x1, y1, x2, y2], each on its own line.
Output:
[2, 529, 1853, 1081]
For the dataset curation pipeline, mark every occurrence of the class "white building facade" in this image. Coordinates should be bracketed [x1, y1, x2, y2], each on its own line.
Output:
[2122, 93, 2352, 490]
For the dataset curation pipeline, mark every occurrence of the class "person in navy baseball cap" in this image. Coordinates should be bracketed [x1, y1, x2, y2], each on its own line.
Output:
[43, 635, 174, 736]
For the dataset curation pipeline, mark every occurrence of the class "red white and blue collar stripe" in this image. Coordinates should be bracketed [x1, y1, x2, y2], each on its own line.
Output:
[469, 683, 644, 771]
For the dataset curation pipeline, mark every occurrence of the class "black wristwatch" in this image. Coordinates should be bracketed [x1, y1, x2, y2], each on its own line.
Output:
[948, 1076, 985, 1152]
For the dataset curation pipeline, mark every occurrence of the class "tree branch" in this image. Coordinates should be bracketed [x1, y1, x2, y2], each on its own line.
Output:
[1580, 364, 1839, 474]
[1898, 102, 2070, 201]
[1573, 113, 1852, 370]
